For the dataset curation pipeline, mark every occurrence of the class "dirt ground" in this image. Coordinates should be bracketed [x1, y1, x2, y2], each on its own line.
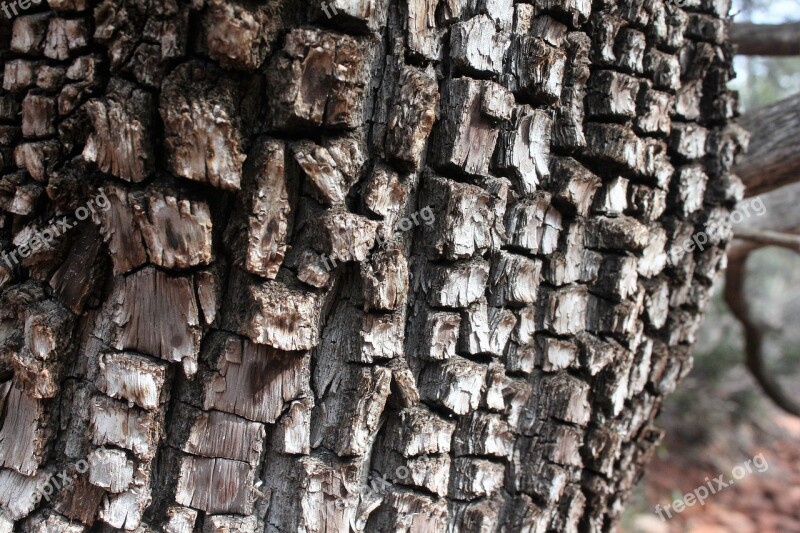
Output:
[626, 401, 800, 533]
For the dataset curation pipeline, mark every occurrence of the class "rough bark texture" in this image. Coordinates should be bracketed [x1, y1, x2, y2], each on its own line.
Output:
[0, 0, 743, 531]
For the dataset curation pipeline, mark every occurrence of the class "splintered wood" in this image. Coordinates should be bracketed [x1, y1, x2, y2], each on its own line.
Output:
[0, 0, 743, 530]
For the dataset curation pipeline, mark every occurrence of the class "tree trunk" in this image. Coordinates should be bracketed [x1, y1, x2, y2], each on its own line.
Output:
[0, 0, 743, 531]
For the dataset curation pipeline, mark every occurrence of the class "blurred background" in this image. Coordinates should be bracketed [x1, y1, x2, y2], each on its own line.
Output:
[624, 1, 800, 532]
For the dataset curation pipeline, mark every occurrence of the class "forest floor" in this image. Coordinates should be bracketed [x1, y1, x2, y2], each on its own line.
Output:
[623, 254, 800, 533]
[626, 407, 800, 532]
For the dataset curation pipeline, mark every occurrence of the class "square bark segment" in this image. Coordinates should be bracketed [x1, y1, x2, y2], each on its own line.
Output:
[266, 29, 372, 131]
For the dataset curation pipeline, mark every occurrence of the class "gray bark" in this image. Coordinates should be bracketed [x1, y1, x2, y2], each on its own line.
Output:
[0, 0, 742, 531]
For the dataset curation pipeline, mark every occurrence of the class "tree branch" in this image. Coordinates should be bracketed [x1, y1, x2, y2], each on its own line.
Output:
[725, 186, 800, 416]
[724, 247, 800, 417]
[735, 93, 800, 198]
[732, 22, 800, 56]
[733, 229, 800, 251]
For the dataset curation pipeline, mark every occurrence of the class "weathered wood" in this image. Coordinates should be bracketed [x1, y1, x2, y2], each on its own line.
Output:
[407, 0, 443, 60]
[10, 297, 74, 400]
[44, 17, 89, 61]
[553, 31, 590, 151]
[97, 462, 151, 529]
[536, 286, 588, 336]
[548, 158, 600, 217]
[52, 473, 105, 525]
[163, 506, 198, 533]
[593, 176, 628, 216]
[494, 105, 552, 194]
[459, 300, 516, 356]
[584, 253, 639, 302]
[536, 335, 578, 371]
[363, 163, 407, 227]
[450, 457, 505, 500]
[225, 138, 293, 279]
[198, 331, 310, 424]
[93, 0, 189, 85]
[261, 454, 361, 531]
[14, 140, 59, 182]
[360, 311, 406, 362]
[203, 0, 272, 71]
[10, 14, 51, 56]
[382, 407, 455, 457]
[319, 0, 389, 31]
[160, 62, 245, 190]
[97, 267, 201, 376]
[222, 271, 323, 351]
[373, 448, 451, 496]
[422, 258, 490, 308]
[587, 70, 640, 120]
[453, 411, 514, 457]
[89, 395, 159, 461]
[412, 307, 460, 360]
[488, 251, 542, 306]
[95, 352, 169, 410]
[366, 489, 448, 531]
[88, 447, 135, 493]
[312, 364, 391, 456]
[385, 66, 439, 171]
[317, 209, 378, 263]
[361, 247, 409, 311]
[544, 221, 586, 285]
[266, 29, 372, 130]
[418, 356, 486, 415]
[450, 15, 510, 77]
[0, 468, 53, 521]
[291, 140, 356, 206]
[83, 78, 155, 182]
[21, 94, 56, 138]
[272, 398, 312, 455]
[2, 60, 38, 93]
[203, 515, 258, 533]
[422, 174, 495, 259]
[505, 193, 562, 255]
[504, 35, 566, 104]
[585, 216, 650, 251]
[134, 187, 214, 269]
[431, 78, 503, 177]
[48, 221, 106, 315]
[174, 454, 255, 514]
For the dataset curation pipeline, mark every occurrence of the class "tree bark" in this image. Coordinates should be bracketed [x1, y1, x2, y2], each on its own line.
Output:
[735, 93, 800, 198]
[731, 22, 800, 56]
[0, 0, 742, 531]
